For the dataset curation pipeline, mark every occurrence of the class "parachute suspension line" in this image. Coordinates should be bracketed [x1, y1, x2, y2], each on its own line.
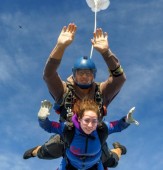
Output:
[90, 4, 97, 59]
[87, 0, 110, 58]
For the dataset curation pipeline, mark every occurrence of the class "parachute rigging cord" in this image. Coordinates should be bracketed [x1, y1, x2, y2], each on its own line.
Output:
[86, 0, 110, 58]
[90, 3, 97, 59]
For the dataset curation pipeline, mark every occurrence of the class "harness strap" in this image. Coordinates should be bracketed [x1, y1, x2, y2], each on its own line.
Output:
[94, 83, 107, 118]
[97, 122, 109, 146]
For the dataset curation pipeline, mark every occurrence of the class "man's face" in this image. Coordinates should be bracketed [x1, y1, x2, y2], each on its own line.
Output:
[74, 69, 94, 85]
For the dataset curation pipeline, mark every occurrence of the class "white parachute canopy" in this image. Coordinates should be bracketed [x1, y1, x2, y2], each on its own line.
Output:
[86, 0, 110, 58]
[86, 0, 110, 12]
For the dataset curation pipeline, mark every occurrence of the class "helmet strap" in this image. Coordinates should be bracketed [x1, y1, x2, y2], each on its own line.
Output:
[73, 75, 94, 89]
[75, 82, 93, 89]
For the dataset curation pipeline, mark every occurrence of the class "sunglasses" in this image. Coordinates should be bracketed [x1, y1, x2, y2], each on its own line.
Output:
[76, 70, 93, 76]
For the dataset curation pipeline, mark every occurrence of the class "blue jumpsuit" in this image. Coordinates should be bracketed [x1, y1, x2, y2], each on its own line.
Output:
[39, 115, 129, 170]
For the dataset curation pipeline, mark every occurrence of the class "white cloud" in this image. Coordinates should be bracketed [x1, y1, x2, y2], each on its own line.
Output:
[0, 48, 17, 82]
[0, 153, 31, 170]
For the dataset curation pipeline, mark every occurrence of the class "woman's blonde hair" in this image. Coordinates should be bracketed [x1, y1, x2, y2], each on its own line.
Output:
[73, 98, 100, 119]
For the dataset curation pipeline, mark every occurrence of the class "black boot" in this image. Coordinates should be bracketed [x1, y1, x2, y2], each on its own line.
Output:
[112, 142, 127, 155]
[23, 146, 38, 159]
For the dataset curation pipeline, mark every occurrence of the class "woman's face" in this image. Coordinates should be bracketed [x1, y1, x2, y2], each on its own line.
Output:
[78, 110, 98, 134]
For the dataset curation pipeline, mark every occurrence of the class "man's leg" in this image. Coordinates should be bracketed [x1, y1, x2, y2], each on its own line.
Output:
[101, 142, 127, 168]
[23, 134, 64, 160]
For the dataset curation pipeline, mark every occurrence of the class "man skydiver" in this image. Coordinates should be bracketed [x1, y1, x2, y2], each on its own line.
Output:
[23, 23, 126, 168]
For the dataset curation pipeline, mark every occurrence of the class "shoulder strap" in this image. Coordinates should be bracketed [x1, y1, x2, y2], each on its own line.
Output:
[97, 122, 109, 146]
[53, 82, 76, 122]
[94, 82, 102, 104]
[94, 82, 107, 118]
[63, 82, 76, 110]
[63, 124, 75, 148]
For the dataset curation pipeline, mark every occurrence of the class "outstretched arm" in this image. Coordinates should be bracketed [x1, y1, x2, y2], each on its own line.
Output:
[43, 23, 77, 102]
[91, 28, 126, 107]
[107, 107, 139, 134]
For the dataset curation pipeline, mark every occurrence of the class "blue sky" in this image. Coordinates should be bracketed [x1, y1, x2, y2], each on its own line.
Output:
[0, 0, 163, 169]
